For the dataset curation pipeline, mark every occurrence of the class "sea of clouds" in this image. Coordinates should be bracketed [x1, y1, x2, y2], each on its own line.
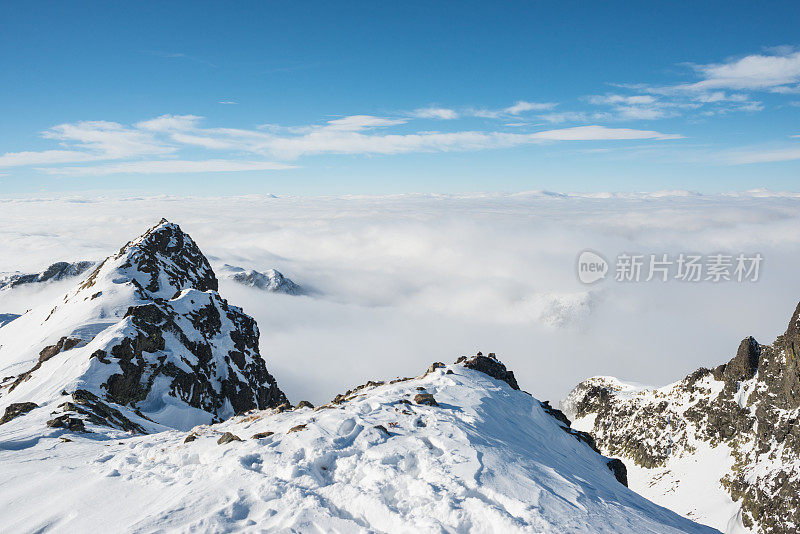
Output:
[2, 191, 800, 406]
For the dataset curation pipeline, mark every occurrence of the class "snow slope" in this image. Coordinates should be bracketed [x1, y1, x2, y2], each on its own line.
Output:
[0, 357, 717, 533]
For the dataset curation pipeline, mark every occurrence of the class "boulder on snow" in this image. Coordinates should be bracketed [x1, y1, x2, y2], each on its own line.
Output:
[295, 400, 314, 409]
[288, 424, 307, 433]
[46, 414, 86, 432]
[217, 432, 242, 445]
[252, 431, 274, 439]
[414, 393, 438, 406]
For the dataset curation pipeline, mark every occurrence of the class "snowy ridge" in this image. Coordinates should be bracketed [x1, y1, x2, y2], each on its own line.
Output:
[563, 305, 800, 534]
[0, 355, 716, 533]
[0, 219, 286, 437]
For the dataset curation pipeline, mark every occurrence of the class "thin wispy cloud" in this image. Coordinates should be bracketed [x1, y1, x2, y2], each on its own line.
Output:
[411, 107, 459, 120]
[0, 105, 685, 176]
[143, 50, 218, 68]
[42, 159, 295, 176]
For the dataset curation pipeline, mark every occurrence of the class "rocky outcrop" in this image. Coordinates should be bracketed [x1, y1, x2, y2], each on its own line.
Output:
[0, 402, 38, 425]
[455, 352, 519, 390]
[564, 301, 800, 533]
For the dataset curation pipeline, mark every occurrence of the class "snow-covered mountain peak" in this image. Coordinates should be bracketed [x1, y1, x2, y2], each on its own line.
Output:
[81, 218, 218, 300]
[0, 219, 286, 437]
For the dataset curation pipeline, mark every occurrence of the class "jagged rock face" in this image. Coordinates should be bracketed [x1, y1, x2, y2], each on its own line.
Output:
[0, 261, 96, 290]
[563, 302, 800, 534]
[0, 219, 287, 433]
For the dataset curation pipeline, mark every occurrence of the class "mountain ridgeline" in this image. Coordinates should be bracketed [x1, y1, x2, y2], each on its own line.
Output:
[564, 301, 800, 534]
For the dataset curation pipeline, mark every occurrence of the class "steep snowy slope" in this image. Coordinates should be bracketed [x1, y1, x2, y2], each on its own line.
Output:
[0, 219, 286, 436]
[563, 303, 800, 534]
[0, 354, 716, 533]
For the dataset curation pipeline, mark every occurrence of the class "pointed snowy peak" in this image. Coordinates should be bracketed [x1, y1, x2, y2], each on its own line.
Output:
[0, 219, 287, 436]
[82, 218, 217, 300]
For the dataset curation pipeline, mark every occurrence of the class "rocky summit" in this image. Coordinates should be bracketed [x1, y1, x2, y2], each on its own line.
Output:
[563, 301, 800, 534]
[0, 219, 286, 435]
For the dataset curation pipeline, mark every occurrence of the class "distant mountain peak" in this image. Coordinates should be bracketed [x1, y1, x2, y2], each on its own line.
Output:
[220, 264, 303, 295]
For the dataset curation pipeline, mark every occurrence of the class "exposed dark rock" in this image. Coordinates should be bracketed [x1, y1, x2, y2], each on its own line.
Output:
[184, 433, 199, 443]
[69, 389, 147, 434]
[331, 380, 386, 405]
[46, 414, 86, 432]
[217, 432, 242, 445]
[414, 393, 438, 406]
[374, 425, 390, 435]
[456, 353, 519, 390]
[288, 424, 307, 433]
[252, 431, 274, 439]
[606, 459, 628, 487]
[9, 337, 83, 392]
[424, 362, 445, 375]
[295, 400, 314, 409]
[0, 402, 38, 425]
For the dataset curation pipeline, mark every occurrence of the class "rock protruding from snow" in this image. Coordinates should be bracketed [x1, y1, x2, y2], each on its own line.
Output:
[0, 219, 287, 434]
[564, 300, 800, 533]
[0, 261, 97, 291]
[455, 352, 519, 390]
[220, 264, 303, 295]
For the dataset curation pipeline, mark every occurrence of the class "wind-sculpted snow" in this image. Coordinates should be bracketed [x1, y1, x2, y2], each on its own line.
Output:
[0, 219, 286, 435]
[0, 357, 716, 533]
[564, 301, 800, 534]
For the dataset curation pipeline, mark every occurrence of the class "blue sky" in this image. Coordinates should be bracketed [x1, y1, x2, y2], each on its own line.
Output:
[1, 1, 799, 196]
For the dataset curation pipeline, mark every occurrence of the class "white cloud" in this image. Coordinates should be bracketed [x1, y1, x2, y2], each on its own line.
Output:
[323, 115, 408, 131]
[727, 145, 800, 164]
[136, 114, 204, 132]
[0, 111, 682, 175]
[219, 101, 238, 105]
[42, 159, 295, 176]
[505, 101, 557, 114]
[412, 107, 459, 120]
[43, 120, 174, 159]
[0, 150, 105, 167]
[689, 50, 800, 92]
